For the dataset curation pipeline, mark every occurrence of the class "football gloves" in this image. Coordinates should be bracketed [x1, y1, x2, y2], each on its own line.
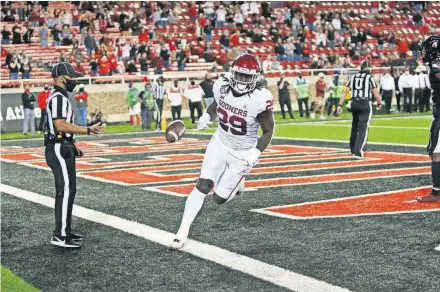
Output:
[246, 148, 261, 167]
[197, 113, 211, 130]
[74, 147, 84, 158]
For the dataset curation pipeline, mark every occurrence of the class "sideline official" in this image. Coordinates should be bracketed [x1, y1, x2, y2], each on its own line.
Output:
[338, 60, 382, 158]
[45, 62, 105, 248]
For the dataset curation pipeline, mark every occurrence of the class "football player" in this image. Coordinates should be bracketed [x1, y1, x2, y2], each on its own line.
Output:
[170, 54, 275, 248]
[417, 35, 440, 202]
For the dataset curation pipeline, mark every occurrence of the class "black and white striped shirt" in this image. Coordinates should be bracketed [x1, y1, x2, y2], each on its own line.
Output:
[152, 82, 165, 100]
[45, 85, 75, 139]
[347, 72, 377, 101]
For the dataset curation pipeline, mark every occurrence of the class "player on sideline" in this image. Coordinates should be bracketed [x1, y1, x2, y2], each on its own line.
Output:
[416, 35, 440, 202]
[170, 54, 275, 249]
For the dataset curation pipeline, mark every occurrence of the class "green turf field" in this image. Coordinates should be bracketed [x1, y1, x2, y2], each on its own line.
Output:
[1, 113, 439, 292]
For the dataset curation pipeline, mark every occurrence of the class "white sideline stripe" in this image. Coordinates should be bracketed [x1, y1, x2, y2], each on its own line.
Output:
[276, 123, 430, 130]
[1, 183, 351, 292]
[435, 245, 440, 252]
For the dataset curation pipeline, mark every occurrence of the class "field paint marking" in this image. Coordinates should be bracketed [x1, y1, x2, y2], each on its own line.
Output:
[1, 184, 351, 292]
[251, 186, 440, 220]
[435, 245, 440, 252]
[187, 132, 427, 148]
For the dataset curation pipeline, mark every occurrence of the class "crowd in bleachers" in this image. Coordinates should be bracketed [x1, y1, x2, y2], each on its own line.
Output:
[1, 1, 440, 83]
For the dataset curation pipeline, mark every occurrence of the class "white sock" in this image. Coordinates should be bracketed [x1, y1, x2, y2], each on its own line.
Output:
[175, 188, 206, 239]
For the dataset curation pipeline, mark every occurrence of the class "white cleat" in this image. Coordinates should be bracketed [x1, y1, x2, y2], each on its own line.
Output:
[310, 113, 315, 119]
[236, 178, 245, 196]
[319, 115, 326, 120]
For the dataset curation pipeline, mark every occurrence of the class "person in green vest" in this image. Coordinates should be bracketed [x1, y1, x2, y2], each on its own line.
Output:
[328, 74, 344, 116]
[138, 82, 155, 130]
[127, 82, 141, 129]
[293, 72, 310, 118]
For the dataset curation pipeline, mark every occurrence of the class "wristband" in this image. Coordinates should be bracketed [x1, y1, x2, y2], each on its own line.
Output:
[338, 104, 343, 107]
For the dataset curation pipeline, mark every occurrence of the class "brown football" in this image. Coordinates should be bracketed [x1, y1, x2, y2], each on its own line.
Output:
[165, 120, 186, 143]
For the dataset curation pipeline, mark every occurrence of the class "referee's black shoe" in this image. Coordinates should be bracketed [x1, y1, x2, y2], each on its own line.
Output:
[50, 234, 81, 248]
[70, 232, 83, 242]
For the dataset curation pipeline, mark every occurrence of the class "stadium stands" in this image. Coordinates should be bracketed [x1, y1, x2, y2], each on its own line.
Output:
[1, 1, 439, 87]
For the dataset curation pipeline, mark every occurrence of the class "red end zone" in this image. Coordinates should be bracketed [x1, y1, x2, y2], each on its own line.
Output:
[251, 187, 440, 219]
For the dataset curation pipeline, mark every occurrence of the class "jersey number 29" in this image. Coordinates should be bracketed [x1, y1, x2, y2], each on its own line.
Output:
[217, 107, 247, 135]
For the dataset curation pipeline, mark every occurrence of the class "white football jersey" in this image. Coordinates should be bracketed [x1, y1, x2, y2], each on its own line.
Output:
[212, 75, 274, 151]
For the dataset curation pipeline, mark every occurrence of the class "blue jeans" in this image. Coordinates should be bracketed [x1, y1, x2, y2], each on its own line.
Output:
[73, 19, 79, 26]
[22, 73, 31, 79]
[277, 54, 286, 61]
[160, 20, 168, 27]
[2, 39, 10, 44]
[190, 16, 197, 21]
[178, 64, 186, 71]
[286, 54, 294, 61]
[77, 107, 88, 126]
[217, 21, 225, 28]
[53, 41, 60, 46]
[329, 40, 335, 48]
[91, 69, 98, 76]
[378, 44, 384, 50]
[31, 21, 39, 27]
[164, 60, 171, 68]
[41, 40, 48, 47]
[10, 72, 19, 80]
[154, 69, 163, 75]
[294, 54, 301, 61]
[206, 33, 212, 41]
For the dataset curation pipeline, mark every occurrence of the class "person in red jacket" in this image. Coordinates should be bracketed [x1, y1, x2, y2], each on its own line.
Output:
[37, 84, 50, 133]
[75, 84, 89, 126]
[108, 51, 118, 75]
[189, 3, 197, 21]
[99, 55, 110, 76]
[230, 30, 240, 47]
[138, 27, 149, 43]
[74, 61, 85, 74]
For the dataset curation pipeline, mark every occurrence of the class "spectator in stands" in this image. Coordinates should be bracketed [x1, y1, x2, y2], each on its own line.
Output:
[61, 24, 72, 46]
[72, 6, 80, 26]
[20, 58, 32, 79]
[275, 39, 286, 61]
[160, 6, 170, 27]
[397, 39, 409, 59]
[230, 30, 240, 47]
[189, 3, 198, 21]
[8, 54, 20, 80]
[29, 8, 40, 27]
[37, 23, 49, 47]
[51, 24, 61, 47]
[223, 60, 231, 72]
[284, 39, 295, 61]
[253, 28, 263, 43]
[160, 43, 171, 69]
[215, 5, 227, 28]
[410, 37, 422, 59]
[152, 6, 162, 26]
[12, 25, 22, 44]
[37, 84, 50, 134]
[204, 23, 213, 42]
[127, 82, 141, 129]
[219, 30, 230, 50]
[376, 31, 385, 50]
[139, 52, 148, 75]
[262, 56, 272, 73]
[108, 52, 118, 75]
[22, 85, 36, 136]
[122, 41, 131, 61]
[74, 61, 85, 75]
[90, 54, 98, 76]
[127, 59, 138, 74]
[151, 55, 163, 75]
[358, 28, 367, 45]
[99, 55, 110, 76]
[22, 26, 33, 44]
[316, 29, 327, 48]
[176, 45, 187, 71]
[203, 49, 215, 63]
[84, 29, 97, 55]
[205, 2, 215, 18]
[1, 26, 11, 44]
[139, 27, 149, 43]
[75, 84, 89, 126]
[3, 10, 16, 22]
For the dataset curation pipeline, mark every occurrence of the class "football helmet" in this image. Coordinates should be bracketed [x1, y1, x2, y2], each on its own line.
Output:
[229, 54, 261, 95]
[419, 35, 440, 63]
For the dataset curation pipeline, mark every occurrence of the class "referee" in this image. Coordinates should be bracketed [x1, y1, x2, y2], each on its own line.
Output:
[337, 60, 382, 158]
[152, 76, 165, 131]
[46, 62, 105, 248]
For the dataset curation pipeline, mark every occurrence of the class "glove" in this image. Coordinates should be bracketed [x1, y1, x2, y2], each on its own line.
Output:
[246, 148, 261, 167]
[74, 147, 84, 158]
[197, 112, 211, 130]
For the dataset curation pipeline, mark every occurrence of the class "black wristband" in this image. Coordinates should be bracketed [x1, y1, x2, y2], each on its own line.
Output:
[338, 104, 343, 107]
[87, 127, 91, 135]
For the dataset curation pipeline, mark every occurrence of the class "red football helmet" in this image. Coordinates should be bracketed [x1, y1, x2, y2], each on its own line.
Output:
[230, 54, 261, 95]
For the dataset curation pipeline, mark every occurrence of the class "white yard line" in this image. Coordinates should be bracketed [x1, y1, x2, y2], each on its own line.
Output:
[1, 183, 351, 292]
[276, 123, 429, 130]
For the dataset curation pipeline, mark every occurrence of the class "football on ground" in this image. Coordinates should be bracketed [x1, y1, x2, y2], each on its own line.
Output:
[165, 120, 186, 143]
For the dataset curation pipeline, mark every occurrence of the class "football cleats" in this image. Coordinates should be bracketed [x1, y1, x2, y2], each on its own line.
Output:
[419, 35, 440, 63]
[230, 54, 261, 95]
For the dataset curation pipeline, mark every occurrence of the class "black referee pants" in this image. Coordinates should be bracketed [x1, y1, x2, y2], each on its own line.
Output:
[350, 101, 372, 157]
[45, 142, 76, 238]
[154, 99, 164, 130]
[403, 87, 413, 113]
[189, 101, 203, 124]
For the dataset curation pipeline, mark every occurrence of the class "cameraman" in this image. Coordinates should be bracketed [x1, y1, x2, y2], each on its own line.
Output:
[277, 72, 294, 119]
